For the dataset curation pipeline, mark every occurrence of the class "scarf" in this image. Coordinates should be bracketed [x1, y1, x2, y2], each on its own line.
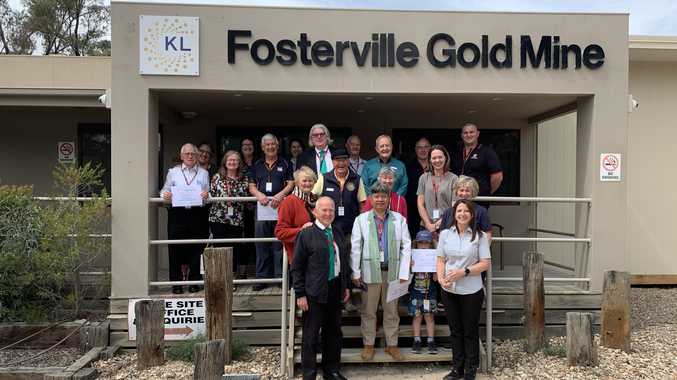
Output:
[366, 210, 400, 283]
[292, 186, 317, 219]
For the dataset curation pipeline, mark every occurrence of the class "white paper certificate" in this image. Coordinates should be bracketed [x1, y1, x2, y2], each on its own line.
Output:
[171, 184, 203, 208]
[386, 275, 412, 303]
[411, 249, 438, 273]
[257, 202, 278, 221]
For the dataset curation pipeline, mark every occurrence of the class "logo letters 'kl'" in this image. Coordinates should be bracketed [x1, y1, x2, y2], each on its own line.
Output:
[165, 36, 191, 52]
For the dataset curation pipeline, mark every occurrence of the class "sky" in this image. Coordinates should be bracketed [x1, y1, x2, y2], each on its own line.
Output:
[6, 0, 677, 36]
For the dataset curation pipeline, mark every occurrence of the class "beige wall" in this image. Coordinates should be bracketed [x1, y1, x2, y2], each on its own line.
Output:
[0, 107, 110, 195]
[628, 61, 677, 275]
[111, 4, 628, 296]
[0, 56, 111, 90]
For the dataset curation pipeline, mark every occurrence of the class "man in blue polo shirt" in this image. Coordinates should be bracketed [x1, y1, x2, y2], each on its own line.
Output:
[248, 133, 294, 290]
[362, 134, 408, 197]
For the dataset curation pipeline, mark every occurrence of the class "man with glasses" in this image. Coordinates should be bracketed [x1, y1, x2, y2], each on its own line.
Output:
[248, 134, 294, 290]
[160, 143, 210, 294]
[406, 138, 432, 236]
[297, 123, 335, 175]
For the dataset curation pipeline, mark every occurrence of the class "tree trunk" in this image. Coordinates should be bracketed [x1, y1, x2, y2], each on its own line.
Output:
[523, 251, 545, 353]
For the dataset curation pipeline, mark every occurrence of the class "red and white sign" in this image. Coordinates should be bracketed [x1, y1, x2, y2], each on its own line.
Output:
[128, 298, 205, 340]
[58, 142, 75, 163]
[600, 153, 621, 181]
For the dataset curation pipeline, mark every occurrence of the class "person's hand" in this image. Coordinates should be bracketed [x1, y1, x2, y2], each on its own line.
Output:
[433, 273, 438, 282]
[410, 260, 415, 269]
[257, 194, 269, 206]
[200, 191, 209, 199]
[270, 196, 281, 208]
[162, 192, 172, 201]
[438, 275, 450, 288]
[425, 221, 437, 233]
[352, 277, 363, 288]
[343, 289, 350, 303]
[434, 220, 442, 230]
[297, 296, 309, 312]
[446, 268, 465, 283]
[301, 222, 313, 229]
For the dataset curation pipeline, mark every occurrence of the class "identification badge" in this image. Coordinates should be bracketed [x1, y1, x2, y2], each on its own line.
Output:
[326, 187, 335, 192]
[265, 182, 272, 192]
[423, 299, 430, 312]
[338, 206, 345, 216]
[277, 167, 283, 172]
[227, 206, 234, 216]
[379, 250, 385, 262]
[432, 209, 440, 219]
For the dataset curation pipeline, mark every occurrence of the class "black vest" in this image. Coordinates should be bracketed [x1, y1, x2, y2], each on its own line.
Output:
[321, 171, 361, 235]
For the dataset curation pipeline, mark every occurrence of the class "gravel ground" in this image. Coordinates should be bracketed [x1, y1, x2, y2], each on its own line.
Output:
[92, 288, 677, 380]
[0, 347, 81, 367]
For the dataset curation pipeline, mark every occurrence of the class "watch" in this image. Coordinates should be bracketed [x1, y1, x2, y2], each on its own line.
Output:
[464, 267, 471, 277]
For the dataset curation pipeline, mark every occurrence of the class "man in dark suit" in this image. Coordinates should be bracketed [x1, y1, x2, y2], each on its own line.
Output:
[296, 123, 336, 175]
[292, 196, 351, 380]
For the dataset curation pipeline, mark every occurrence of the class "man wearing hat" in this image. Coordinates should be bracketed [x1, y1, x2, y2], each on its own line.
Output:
[312, 148, 367, 237]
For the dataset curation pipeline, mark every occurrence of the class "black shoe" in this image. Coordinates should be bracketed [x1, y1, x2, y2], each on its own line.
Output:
[412, 339, 422, 354]
[253, 283, 267, 291]
[443, 369, 464, 380]
[172, 286, 184, 294]
[323, 371, 348, 380]
[188, 285, 201, 293]
[427, 339, 438, 354]
[463, 368, 477, 380]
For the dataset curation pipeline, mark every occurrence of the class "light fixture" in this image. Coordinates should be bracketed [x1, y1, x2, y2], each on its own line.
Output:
[180, 111, 198, 119]
[467, 109, 477, 114]
[492, 97, 502, 101]
[243, 106, 255, 111]
[364, 96, 374, 101]
[357, 109, 366, 113]
[234, 93, 243, 97]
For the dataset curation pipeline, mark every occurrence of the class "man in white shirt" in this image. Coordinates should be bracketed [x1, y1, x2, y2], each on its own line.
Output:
[297, 123, 335, 175]
[346, 135, 366, 176]
[160, 143, 209, 294]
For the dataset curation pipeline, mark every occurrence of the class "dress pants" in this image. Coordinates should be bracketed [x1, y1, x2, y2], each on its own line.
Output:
[167, 207, 208, 281]
[209, 222, 244, 270]
[301, 278, 343, 380]
[361, 271, 400, 346]
[442, 288, 485, 372]
[254, 220, 283, 279]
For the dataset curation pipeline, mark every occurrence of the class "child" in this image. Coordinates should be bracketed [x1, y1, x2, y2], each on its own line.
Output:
[409, 229, 438, 354]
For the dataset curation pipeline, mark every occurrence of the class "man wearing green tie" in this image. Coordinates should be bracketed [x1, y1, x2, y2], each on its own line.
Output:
[292, 197, 351, 380]
[297, 123, 336, 175]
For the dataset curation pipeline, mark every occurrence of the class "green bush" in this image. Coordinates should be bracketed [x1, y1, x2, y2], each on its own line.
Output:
[166, 335, 250, 362]
[0, 163, 111, 322]
[542, 338, 567, 358]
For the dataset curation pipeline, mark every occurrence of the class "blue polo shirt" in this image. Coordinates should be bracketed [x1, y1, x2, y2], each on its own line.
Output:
[247, 157, 293, 196]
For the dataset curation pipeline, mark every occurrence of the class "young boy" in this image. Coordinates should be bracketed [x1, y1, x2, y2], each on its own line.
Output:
[409, 229, 438, 354]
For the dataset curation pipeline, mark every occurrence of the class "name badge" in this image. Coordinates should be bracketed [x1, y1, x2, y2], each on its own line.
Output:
[391, 166, 398, 171]
[265, 182, 273, 192]
[277, 167, 283, 172]
[379, 250, 385, 262]
[337, 206, 345, 216]
[227, 206, 234, 216]
[326, 187, 335, 192]
[432, 209, 440, 219]
[423, 299, 430, 312]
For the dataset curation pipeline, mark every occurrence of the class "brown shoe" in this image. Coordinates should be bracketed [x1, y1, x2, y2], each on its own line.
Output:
[360, 345, 375, 361]
[385, 346, 404, 361]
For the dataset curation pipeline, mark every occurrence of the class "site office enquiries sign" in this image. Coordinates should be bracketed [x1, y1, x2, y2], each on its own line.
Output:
[139, 15, 199, 76]
[128, 298, 205, 340]
[600, 153, 621, 181]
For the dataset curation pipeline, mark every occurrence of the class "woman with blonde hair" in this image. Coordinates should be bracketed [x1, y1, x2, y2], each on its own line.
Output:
[275, 166, 319, 263]
[209, 150, 250, 278]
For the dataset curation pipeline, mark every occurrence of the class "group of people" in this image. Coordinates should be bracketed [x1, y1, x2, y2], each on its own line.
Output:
[161, 122, 503, 380]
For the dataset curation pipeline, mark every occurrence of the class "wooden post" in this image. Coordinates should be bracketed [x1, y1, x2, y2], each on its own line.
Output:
[135, 300, 165, 370]
[566, 312, 598, 366]
[79, 321, 109, 353]
[523, 251, 545, 353]
[203, 247, 234, 363]
[193, 339, 226, 380]
[601, 270, 631, 351]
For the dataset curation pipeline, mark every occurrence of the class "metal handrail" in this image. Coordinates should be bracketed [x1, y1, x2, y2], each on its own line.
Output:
[493, 277, 591, 282]
[492, 237, 590, 243]
[149, 237, 278, 245]
[527, 227, 576, 237]
[474, 196, 591, 203]
[33, 196, 111, 201]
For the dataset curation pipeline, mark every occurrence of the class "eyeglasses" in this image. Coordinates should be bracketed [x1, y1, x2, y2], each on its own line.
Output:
[182, 152, 197, 156]
[198, 149, 211, 155]
[415, 145, 431, 149]
[311, 132, 326, 138]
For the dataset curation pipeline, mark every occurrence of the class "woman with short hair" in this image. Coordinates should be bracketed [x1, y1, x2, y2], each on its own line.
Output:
[436, 199, 491, 380]
[275, 166, 319, 263]
[209, 150, 250, 278]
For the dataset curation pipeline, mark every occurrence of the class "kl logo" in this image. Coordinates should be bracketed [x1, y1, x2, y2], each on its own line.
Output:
[165, 36, 191, 52]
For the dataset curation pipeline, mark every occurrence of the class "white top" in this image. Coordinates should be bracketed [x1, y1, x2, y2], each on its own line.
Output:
[314, 147, 334, 173]
[160, 164, 210, 198]
[314, 219, 341, 278]
[349, 157, 366, 176]
[437, 226, 491, 295]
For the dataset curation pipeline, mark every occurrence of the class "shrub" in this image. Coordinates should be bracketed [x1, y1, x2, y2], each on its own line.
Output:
[166, 335, 250, 362]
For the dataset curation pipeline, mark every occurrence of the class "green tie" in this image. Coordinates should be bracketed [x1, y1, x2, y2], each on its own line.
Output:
[319, 150, 327, 174]
[324, 227, 336, 280]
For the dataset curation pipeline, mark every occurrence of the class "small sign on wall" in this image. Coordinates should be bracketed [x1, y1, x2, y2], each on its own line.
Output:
[600, 153, 621, 181]
[58, 142, 76, 163]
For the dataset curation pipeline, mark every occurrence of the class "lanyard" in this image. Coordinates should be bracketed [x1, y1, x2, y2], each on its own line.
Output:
[375, 214, 387, 251]
[264, 159, 277, 183]
[350, 159, 361, 174]
[181, 167, 197, 186]
[432, 174, 441, 209]
[336, 174, 348, 207]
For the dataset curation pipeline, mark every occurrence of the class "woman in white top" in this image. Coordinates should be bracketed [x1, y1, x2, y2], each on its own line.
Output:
[417, 144, 458, 238]
[436, 199, 491, 380]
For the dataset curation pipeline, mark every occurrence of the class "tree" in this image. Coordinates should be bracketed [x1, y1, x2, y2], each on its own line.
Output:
[0, 0, 35, 54]
[24, 0, 109, 56]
